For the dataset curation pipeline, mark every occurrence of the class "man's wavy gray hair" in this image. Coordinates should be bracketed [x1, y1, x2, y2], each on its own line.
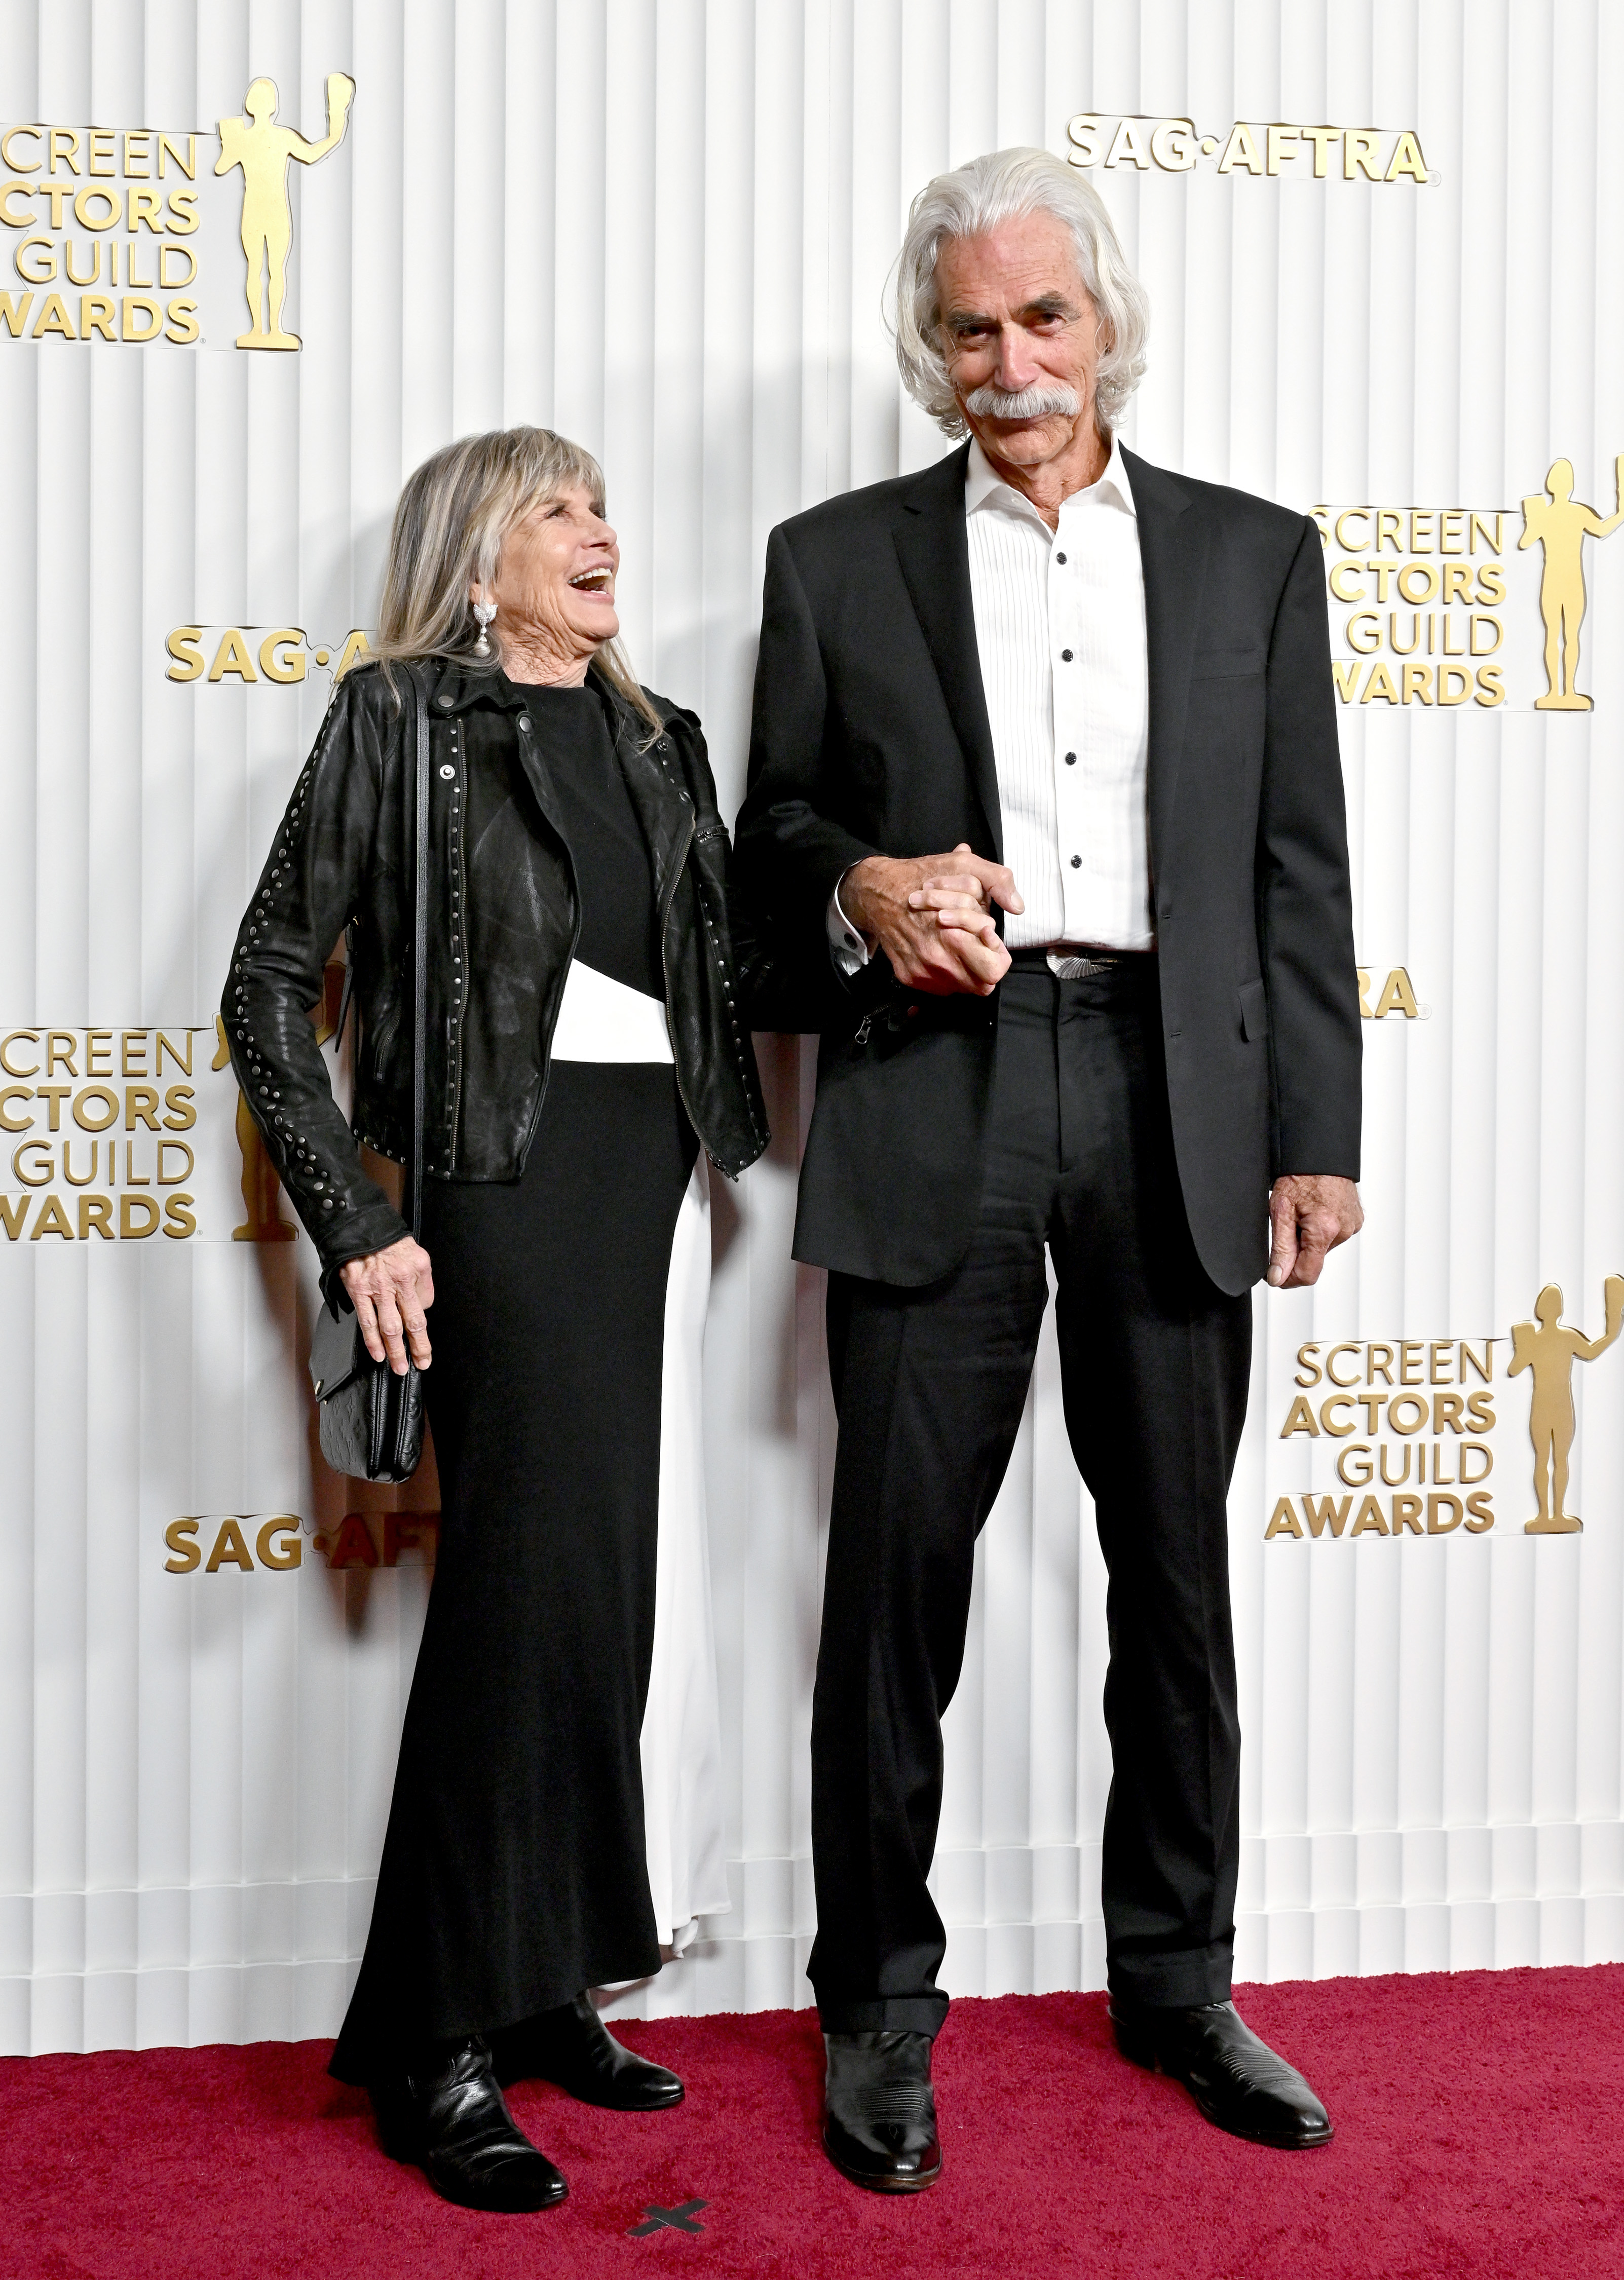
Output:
[893, 146, 1150, 437]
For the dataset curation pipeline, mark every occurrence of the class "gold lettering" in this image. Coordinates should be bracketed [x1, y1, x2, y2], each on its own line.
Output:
[1265, 1497, 1303, 1539]
[30, 292, 75, 339]
[208, 629, 258, 683]
[206, 1519, 254, 1573]
[1295, 1343, 1324, 1388]
[165, 1519, 201, 1573]
[121, 293, 162, 341]
[1344, 129, 1382, 180]
[1105, 117, 1153, 170]
[1278, 1394, 1320, 1437]
[1216, 122, 1264, 175]
[256, 1517, 302, 1570]
[1460, 1341, 1494, 1384]
[73, 1086, 119, 1132]
[1, 127, 42, 173]
[1065, 115, 1104, 167]
[80, 292, 116, 341]
[158, 135, 196, 180]
[79, 1194, 113, 1239]
[158, 1140, 194, 1185]
[157, 1032, 193, 1076]
[166, 627, 205, 681]
[120, 1193, 160, 1238]
[1386, 130, 1429, 183]
[163, 1192, 196, 1238]
[1359, 662, 1399, 704]
[48, 129, 82, 177]
[71, 184, 120, 230]
[11, 1140, 51, 1187]
[258, 630, 307, 683]
[30, 1192, 74, 1240]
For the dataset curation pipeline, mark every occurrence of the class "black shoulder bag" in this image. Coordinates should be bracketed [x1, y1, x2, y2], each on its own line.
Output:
[307, 667, 430, 1484]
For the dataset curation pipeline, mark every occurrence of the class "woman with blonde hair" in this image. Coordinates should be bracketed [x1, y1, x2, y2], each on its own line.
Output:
[225, 428, 770, 2211]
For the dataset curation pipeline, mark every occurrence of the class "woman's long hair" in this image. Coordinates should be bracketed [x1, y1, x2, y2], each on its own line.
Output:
[370, 425, 662, 737]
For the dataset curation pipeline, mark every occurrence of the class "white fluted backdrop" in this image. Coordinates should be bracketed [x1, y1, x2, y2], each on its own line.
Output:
[2, 0, 1622, 2054]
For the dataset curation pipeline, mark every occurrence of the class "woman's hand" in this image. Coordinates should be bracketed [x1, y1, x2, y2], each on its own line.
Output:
[341, 1237, 435, 1374]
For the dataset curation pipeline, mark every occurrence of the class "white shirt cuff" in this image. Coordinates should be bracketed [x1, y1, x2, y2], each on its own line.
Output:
[826, 871, 870, 975]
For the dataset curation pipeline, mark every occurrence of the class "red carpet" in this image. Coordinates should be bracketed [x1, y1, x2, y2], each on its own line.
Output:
[10, 1969, 1624, 2279]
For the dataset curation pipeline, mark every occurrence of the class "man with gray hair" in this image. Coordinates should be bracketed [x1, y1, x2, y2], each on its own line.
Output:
[737, 147, 1362, 2190]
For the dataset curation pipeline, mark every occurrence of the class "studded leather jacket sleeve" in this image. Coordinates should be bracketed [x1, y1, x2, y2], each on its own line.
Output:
[224, 669, 412, 1287]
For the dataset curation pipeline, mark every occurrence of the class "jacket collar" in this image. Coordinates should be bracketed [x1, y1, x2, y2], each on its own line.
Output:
[427, 655, 637, 720]
[891, 440, 1003, 859]
[1119, 445, 1207, 873]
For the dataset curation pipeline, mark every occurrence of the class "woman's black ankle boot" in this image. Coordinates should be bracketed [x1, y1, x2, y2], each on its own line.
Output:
[373, 2034, 568, 2212]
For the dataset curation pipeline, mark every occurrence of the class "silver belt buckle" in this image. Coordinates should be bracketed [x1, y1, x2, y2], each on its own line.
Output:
[1046, 949, 1116, 980]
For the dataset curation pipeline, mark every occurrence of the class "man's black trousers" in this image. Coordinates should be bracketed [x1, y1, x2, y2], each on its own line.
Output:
[809, 958, 1254, 2036]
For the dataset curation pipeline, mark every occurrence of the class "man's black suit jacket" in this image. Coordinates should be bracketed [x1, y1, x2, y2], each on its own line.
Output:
[734, 440, 1362, 1297]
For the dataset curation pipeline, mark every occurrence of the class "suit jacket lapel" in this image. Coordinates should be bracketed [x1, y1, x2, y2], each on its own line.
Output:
[892, 442, 1003, 859]
[1122, 445, 1207, 880]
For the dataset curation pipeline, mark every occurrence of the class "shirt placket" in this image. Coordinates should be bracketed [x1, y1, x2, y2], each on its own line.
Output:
[1051, 507, 1087, 940]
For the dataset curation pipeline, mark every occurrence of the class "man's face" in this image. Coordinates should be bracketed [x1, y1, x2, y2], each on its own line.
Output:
[935, 210, 1102, 470]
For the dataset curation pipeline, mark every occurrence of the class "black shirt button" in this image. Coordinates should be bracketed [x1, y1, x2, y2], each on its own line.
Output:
[1061, 649, 1073, 662]
[1065, 751, 1077, 765]
[1070, 854, 1082, 868]
[1056, 551, 1067, 563]
[517, 713, 531, 732]
[437, 693, 454, 709]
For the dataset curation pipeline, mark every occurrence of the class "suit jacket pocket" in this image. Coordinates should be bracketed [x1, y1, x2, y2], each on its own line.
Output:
[1192, 648, 1266, 680]
[1238, 978, 1270, 1042]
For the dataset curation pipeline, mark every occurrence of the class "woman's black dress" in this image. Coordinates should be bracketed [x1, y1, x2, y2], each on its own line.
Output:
[331, 682, 697, 2080]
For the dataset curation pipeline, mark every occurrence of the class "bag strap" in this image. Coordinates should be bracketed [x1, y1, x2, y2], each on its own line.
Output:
[409, 668, 430, 1241]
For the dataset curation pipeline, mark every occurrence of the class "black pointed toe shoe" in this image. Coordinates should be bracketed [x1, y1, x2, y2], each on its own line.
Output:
[1110, 1997, 1334, 2149]
[822, 2029, 942, 2192]
[373, 2035, 568, 2212]
[493, 1992, 685, 2111]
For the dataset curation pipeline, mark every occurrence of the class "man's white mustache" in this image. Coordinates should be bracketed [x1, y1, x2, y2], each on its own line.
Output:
[963, 382, 1081, 421]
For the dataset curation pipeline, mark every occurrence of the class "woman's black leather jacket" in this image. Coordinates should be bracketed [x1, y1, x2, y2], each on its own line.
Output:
[224, 656, 771, 1287]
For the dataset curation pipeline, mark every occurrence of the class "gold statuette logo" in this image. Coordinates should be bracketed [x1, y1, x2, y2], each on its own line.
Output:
[215, 74, 354, 350]
[1519, 460, 1624, 710]
[1508, 1279, 1624, 1532]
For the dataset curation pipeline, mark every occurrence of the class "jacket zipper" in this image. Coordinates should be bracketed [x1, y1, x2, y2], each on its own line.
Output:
[446, 725, 469, 1164]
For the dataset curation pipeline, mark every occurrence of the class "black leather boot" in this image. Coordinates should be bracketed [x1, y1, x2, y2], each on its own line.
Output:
[822, 2029, 941, 2192]
[373, 2035, 568, 2211]
[1110, 1997, 1334, 2148]
[492, 1993, 684, 2111]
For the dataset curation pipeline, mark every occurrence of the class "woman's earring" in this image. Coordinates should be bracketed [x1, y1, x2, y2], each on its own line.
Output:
[472, 600, 497, 658]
